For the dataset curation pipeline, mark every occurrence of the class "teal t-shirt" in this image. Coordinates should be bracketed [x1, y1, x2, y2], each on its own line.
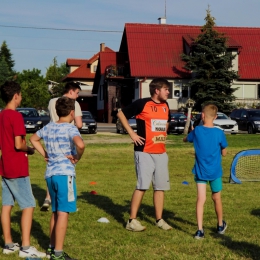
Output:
[187, 126, 228, 181]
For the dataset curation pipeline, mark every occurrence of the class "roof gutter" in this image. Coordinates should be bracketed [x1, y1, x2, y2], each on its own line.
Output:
[139, 77, 146, 99]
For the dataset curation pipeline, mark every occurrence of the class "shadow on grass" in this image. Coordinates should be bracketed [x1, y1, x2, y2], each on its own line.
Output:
[251, 208, 260, 217]
[0, 209, 49, 249]
[79, 191, 196, 234]
[31, 184, 47, 207]
[78, 192, 129, 227]
[211, 233, 260, 260]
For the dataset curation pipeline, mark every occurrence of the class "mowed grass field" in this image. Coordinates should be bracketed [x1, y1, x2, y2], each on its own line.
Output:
[1, 133, 260, 260]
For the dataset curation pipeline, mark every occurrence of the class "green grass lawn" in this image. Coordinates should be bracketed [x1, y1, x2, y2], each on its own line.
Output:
[2, 134, 260, 260]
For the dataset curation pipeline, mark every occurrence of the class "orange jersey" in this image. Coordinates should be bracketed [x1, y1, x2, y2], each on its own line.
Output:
[122, 98, 170, 153]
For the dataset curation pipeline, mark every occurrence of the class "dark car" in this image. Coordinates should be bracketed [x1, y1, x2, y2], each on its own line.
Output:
[168, 113, 187, 134]
[230, 108, 260, 134]
[80, 111, 97, 134]
[116, 117, 137, 134]
[17, 108, 47, 132]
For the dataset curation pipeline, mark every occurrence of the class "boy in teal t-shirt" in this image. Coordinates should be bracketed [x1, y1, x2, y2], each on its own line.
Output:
[183, 104, 227, 239]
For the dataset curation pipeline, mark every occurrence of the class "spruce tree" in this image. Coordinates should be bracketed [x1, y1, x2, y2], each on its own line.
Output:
[182, 8, 239, 112]
[0, 41, 15, 73]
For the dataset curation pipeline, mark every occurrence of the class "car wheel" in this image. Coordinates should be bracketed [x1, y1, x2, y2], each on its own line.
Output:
[248, 125, 256, 134]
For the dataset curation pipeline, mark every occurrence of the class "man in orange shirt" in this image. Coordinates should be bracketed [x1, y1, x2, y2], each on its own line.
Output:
[117, 78, 172, 232]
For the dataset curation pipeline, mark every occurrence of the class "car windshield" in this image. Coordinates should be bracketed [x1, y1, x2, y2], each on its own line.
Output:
[18, 109, 37, 117]
[82, 112, 93, 119]
[216, 113, 229, 120]
[171, 114, 187, 119]
[248, 111, 260, 117]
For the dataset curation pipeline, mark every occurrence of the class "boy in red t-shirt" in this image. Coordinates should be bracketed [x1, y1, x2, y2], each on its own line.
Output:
[0, 81, 46, 258]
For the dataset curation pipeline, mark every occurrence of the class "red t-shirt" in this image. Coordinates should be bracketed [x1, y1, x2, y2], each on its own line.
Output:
[122, 98, 171, 154]
[0, 109, 29, 178]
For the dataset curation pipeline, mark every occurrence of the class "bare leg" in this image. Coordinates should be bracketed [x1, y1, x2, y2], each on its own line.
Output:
[212, 191, 223, 226]
[1, 205, 13, 244]
[50, 212, 57, 247]
[54, 211, 69, 251]
[196, 183, 207, 230]
[129, 190, 145, 219]
[21, 207, 34, 246]
[153, 190, 164, 220]
[45, 188, 51, 201]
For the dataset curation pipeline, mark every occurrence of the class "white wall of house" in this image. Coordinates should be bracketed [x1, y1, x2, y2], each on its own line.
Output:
[137, 78, 188, 111]
[70, 66, 79, 73]
[232, 50, 239, 71]
[91, 60, 98, 73]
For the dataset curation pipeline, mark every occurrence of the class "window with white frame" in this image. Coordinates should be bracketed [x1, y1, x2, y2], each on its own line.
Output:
[173, 83, 181, 98]
[232, 84, 257, 99]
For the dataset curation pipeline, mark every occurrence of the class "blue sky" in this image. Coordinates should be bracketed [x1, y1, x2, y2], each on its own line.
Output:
[1, 0, 260, 75]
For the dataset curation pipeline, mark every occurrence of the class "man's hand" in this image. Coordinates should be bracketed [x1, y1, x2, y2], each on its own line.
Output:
[129, 132, 145, 146]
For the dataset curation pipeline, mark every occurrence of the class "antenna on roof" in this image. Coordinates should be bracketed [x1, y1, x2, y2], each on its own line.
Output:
[165, 0, 167, 18]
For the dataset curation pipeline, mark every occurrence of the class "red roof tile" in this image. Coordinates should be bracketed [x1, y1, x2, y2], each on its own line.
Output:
[99, 51, 126, 73]
[65, 61, 95, 79]
[123, 23, 260, 80]
[64, 47, 115, 81]
[66, 59, 88, 66]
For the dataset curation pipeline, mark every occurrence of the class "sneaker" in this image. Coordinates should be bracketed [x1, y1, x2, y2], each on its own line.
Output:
[217, 220, 227, 234]
[155, 219, 173, 231]
[46, 247, 54, 259]
[50, 251, 77, 260]
[194, 230, 205, 239]
[40, 199, 51, 211]
[126, 219, 146, 232]
[3, 242, 20, 254]
[19, 246, 47, 258]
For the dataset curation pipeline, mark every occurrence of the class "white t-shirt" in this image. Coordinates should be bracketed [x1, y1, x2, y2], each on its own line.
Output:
[48, 97, 82, 124]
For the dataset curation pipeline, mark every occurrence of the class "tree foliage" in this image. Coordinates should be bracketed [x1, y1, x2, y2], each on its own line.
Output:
[182, 8, 239, 112]
[0, 41, 15, 74]
[45, 57, 69, 97]
[16, 69, 51, 108]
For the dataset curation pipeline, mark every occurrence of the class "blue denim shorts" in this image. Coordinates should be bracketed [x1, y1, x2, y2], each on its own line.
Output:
[194, 176, 222, 193]
[2, 177, 36, 209]
[46, 175, 77, 213]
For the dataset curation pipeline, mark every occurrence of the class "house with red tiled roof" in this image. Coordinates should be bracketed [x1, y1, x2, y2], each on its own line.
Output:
[93, 19, 260, 123]
[63, 43, 114, 114]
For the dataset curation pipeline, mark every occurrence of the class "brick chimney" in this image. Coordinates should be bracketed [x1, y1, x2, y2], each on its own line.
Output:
[100, 43, 105, 52]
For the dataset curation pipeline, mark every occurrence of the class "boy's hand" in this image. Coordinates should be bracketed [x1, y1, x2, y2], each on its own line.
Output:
[66, 155, 79, 164]
[27, 146, 35, 155]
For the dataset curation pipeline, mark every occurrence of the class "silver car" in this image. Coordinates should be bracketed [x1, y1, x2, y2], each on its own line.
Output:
[193, 112, 238, 134]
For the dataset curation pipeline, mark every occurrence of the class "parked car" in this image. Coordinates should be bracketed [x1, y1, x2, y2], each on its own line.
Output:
[230, 108, 260, 134]
[17, 108, 46, 132]
[168, 113, 187, 134]
[193, 112, 238, 134]
[116, 117, 137, 134]
[80, 111, 97, 134]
